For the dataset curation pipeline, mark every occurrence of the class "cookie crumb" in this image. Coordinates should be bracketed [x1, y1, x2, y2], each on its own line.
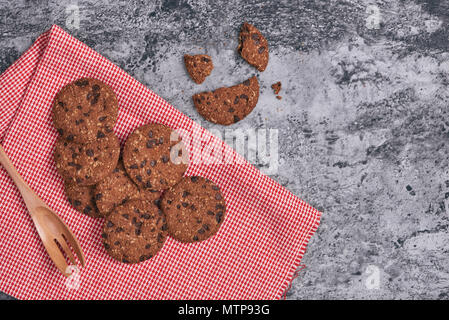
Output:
[271, 82, 281, 95]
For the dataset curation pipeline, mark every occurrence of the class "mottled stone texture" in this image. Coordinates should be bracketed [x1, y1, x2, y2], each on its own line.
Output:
[1, 0, 449, 300]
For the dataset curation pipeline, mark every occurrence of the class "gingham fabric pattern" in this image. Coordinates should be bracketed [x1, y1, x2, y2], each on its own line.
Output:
[0, 25, 321, 300]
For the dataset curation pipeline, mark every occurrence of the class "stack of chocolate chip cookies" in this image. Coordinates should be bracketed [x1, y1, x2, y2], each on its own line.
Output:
[52, 78, 227, 264]
[53, 78, 121, 218]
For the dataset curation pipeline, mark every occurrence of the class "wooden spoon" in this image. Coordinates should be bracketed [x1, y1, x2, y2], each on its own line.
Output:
[0, 144, 85, 276]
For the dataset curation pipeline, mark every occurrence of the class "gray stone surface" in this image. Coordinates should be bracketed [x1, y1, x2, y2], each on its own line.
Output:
[1, 0, 449, 300]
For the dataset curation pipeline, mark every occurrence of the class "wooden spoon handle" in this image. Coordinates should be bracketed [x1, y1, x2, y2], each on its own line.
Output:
[0, 144, 38, 210]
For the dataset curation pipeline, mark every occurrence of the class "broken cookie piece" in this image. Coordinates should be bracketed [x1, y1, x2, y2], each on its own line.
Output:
[192, 76, 260, 125]
[237, 22, 269, 72]
[184, 54, 214, 84]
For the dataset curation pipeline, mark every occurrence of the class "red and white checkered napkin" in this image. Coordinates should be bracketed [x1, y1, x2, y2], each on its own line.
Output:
[0, 25, 321, 300]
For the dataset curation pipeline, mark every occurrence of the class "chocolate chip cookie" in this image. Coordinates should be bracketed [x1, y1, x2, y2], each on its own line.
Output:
[238, 22, 269, 72]
[192, 76, 259, 125]
[161, 176, 226, 243]
[102, 200, 168, 264]
[123, 124, 188, 191]
[184, 54, 214, 84]
[54, 133, 120, 186]
[52, 78, 118, 143]
[64, 183, 102, 218]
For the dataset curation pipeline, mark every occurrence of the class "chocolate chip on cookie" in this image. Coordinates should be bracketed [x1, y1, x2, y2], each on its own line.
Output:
[140, 188, 162, 207]
[103, 200, 167, 264]
[52, 78, 118, 143]
[54, 133, 120, 186]
[64, 183, 102, 218]
[161, 176, 226, 243]
[184, 54, 214, 84]
[192, 76, 259, 125]
[238, 22, 269, 72]
[123, 124, 188, 191]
